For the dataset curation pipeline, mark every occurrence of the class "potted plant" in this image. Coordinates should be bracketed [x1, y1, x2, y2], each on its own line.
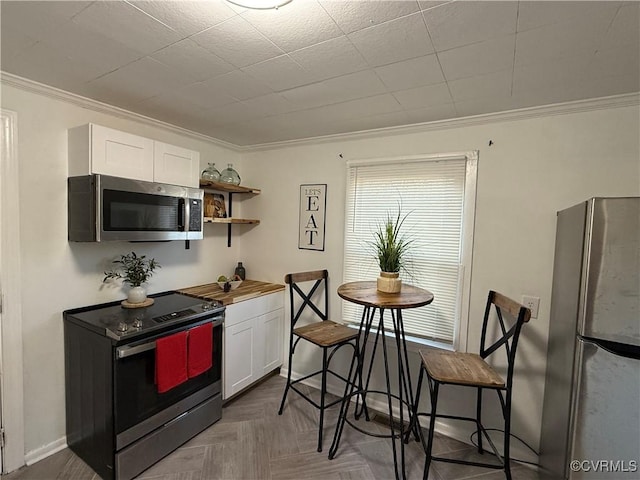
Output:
[371, 210, 412, 293]
[103, 251, 160, 304]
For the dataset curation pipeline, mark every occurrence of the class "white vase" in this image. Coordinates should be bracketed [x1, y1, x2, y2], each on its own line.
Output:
[127, 286, 147, 304]
[377, 272, 402, 293]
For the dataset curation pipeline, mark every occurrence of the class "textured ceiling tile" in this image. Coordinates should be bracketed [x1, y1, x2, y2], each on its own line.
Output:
[173, 81, 238, 109]
[0, 25, 38, 63]
[418, 1, 451, 11]
[3, 40, 102, 91]
[424, 1, 518, 51]
[152, 39, 235, 82]
[241, 93, 299, 116]
[374, 54, 444, 92]
[319, 0, 420, 35]
[589, 44, 640, 80]
[0, 1, 91, 41]
[515, 12, 615, 66]
[289, 35, 368, 81]
[42, 20, 142, 78]
[517, 1, 620, 32]
[203, 101, 259, 125]
[447, 69, 513, 102]
[281, 70, 387, 108]
[512, 54, 593, 95]
[279, 81, 334, 108]
[453, 95, 527, 118]
[242, 55, 316, 91]
[242, 0, 343, 52]
[129, 0, 238, 36]
[191, 15, 284, 68]
[348, 12, 434, 67]
[438, 34, 515, 81]
[311, 94, 403, 121]
[72, 1, 181, 55]
[205, 70, 273, 100]
[404, 102, 456, 124]
[87, 57, 189, 103]
[598, 3, 640, 50]
[134, 92, 207, 120]
[392, 82, 453, 109]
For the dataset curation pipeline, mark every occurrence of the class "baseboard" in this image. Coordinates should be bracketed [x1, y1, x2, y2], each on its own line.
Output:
[24, 437, 68, 466]
[279, 368, 539, 465]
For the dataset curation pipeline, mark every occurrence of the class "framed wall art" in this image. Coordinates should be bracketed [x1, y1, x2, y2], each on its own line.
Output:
[299, 184, 326, 251]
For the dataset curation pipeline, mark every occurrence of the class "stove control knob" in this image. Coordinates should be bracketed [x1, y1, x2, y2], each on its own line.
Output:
[202, 302, 214, 311]
[132, 318, 143, 328]
[117, 322, 129, 333]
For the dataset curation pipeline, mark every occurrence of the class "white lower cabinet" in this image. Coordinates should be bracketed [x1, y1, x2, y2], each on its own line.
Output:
[223, 292, 284, 399]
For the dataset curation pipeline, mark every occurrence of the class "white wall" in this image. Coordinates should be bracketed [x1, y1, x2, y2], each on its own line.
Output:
[239, 102, 640, 458]
[1, 84, 243, 459]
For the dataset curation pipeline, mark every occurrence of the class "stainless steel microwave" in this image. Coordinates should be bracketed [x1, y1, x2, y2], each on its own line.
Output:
[68, 174, 203, 242]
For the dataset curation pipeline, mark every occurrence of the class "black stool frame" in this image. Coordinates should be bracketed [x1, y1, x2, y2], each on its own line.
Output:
[278, 270, 365, 452]
[413, 290, 531, 480]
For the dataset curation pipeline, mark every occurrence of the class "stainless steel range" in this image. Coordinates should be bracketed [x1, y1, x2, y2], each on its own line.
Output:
[64, 292, 224, 480]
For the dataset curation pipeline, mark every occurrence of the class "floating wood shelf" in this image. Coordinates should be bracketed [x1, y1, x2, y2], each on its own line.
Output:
[200, 180, 261, 195]
[204, 217, 260, 225]
[200, 180, 261, 246]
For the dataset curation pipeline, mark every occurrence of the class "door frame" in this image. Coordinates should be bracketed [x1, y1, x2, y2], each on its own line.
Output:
[0, 108, 25, 473]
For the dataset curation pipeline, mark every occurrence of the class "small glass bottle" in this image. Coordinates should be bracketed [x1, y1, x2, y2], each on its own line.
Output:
[201, 162, 220, 182]
[220, 163, 241, 185]
[234, 262, 246, 280]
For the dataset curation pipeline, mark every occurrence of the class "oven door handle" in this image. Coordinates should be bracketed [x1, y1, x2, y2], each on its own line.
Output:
[116, 341, 156, 359]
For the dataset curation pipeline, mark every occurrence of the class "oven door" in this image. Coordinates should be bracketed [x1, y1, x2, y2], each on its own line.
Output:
[113, 317, 222, 441]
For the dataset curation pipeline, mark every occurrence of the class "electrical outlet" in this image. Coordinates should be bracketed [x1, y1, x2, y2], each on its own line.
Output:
[522, 295, 540, 319]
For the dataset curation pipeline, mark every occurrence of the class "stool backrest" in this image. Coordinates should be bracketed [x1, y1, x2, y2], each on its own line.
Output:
[479, 290, 531, 389]
[284, 270, 329, 328]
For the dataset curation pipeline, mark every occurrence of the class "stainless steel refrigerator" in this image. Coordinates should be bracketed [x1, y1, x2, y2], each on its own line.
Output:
[540, 197, 640, 479]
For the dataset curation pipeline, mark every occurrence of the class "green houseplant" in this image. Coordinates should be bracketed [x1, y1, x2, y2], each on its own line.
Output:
[372, 210, 412, 293]
[103, 251, 160, 303]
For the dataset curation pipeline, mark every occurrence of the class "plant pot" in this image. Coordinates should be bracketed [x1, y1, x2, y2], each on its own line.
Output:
[127, 286, 147, 304]
[377, 271, 401, 293]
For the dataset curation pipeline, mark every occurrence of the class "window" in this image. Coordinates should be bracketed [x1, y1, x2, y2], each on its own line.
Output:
[342, 152, 477, 349]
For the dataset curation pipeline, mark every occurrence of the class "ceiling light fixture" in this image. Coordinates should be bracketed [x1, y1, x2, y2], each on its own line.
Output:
[226, 0, 292, 9]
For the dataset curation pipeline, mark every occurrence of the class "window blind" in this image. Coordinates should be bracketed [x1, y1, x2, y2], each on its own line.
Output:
[343, 157, 467, 344]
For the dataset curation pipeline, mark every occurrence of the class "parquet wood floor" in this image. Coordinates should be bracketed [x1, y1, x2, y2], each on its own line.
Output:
[4, 374, 545, 480]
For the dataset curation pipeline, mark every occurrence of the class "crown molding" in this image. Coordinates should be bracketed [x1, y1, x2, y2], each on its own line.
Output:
[2, 71, 637, 153]
[0, 72, 241, 152]
[242, 92, 640, 152]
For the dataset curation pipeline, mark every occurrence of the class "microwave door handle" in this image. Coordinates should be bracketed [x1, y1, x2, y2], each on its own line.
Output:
[177, 198, 185, 231]
[116, 340, 156, 359]
[183, 197, 190, 233]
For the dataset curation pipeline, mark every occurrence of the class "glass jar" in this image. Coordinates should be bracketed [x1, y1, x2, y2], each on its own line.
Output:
[201, 162, 220, 182]
[220, 163, 241, 185]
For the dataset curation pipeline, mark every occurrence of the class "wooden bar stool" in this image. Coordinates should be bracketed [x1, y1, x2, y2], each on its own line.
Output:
[278, 270, 365, 452]
[412, 290, 531, 480]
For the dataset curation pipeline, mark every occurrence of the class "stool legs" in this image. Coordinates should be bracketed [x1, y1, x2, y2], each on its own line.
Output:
[318, 349, 328, 452]
[278, 338, 295, 416]
[423, 378, 439, 480]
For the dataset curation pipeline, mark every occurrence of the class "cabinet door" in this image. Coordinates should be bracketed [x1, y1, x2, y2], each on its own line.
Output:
[224, 318, 256, 399]
[257, 308, 284, 375]
[91, 125, 154, 181]
[153, 142, 200, 187]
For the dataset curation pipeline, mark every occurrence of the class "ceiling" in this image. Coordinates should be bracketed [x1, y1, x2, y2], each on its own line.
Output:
[1, 1, 638, 147]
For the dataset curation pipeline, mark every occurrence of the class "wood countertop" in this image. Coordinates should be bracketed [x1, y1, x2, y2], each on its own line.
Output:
[177, 280, 285, 306]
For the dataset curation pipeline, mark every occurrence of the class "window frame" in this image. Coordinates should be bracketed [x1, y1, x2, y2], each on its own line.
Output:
[342, 151, 478, 352]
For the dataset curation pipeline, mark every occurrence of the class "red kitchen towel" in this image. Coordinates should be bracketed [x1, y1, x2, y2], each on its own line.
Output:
[187, 322, 213, 378]
[155, 331, 188, 393]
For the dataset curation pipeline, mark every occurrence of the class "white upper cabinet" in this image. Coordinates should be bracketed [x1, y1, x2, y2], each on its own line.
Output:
[68, 124, 200, 187]
[153, 142, 199, 188]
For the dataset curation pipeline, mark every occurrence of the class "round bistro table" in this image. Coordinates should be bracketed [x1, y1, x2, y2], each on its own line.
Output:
[328, 281, 434, 480]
